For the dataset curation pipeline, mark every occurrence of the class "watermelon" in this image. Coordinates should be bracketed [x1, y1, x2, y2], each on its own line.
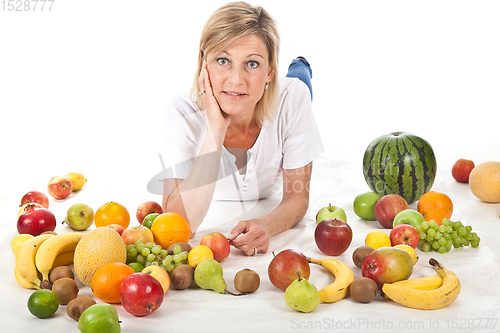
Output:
[362, 132, 436, 204]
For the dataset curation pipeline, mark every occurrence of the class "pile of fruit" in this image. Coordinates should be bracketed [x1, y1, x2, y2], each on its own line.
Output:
[10, 131, 500, 331]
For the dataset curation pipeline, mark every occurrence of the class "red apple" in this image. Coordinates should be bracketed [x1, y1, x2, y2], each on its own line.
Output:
[47, 176, 73, 200]
[136, 201, 163, 223]
[17, 204, 56, 236]
[374, 194, 409, 229]
[107, 223, 125, 236]
[20, 191, 49, 209]
[361, 247, 413, 290]
[200, 232, 230, 262]
[120, 273, 164, 317]
[452, 158, 475, 183]
[389, 224, 419, 249]
[121, 225, 154, 245]
[314, 219, 353, 256]
[268, 249, 310, 291]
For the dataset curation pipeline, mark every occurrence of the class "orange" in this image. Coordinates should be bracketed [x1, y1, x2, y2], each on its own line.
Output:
[151, 212, 191, 249]
[91, 262, 135, 303]
[73, 227, 127, 286]
[94, 201, 130, 228]
[469, 161, 500, 203]
[417, 191, 453, 225]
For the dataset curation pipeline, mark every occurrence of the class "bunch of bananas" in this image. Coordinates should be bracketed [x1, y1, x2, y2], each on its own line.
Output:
[15, 233, 83, 289]
[382, 258, 460, 310]
[307, 257, 355, 303]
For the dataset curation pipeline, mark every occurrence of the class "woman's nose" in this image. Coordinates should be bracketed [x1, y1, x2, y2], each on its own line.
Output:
[227, 66, 245, 85]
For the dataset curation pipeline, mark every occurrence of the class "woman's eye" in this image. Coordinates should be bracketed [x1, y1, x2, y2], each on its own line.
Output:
[248, 61, 259, 69]
[217, 58, 228, 66]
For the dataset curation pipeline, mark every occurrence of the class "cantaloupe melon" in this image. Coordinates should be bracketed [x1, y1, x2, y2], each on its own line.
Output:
[469, 161, 500, 203]
[73, 227, 127, 286]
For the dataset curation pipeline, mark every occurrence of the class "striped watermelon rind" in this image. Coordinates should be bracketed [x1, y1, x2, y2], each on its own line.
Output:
[362, 132, 437, 204]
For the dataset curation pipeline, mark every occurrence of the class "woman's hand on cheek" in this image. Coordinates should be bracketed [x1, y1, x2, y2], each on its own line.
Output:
[227, 219, 269, 256]
[199, 59, 230, 132]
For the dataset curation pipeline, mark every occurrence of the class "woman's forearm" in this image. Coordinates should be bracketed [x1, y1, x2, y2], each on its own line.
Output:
[163, 127, 225, 235]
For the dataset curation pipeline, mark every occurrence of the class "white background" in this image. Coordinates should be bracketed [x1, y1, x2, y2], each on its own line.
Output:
[1, 1, 499, 332]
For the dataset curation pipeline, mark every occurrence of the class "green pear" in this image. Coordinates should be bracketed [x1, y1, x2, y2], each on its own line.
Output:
[284, 273, 321, 313]
[194, 259, 227, 294]
[65, 203, 94, 231]
[78, 304, 121, 333]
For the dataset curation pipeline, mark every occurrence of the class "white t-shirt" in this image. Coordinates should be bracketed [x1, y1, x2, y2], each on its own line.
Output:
[160, 77, 324, 201]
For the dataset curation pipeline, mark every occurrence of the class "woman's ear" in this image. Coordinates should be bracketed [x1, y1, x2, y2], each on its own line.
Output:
[267, 68, 275, 82]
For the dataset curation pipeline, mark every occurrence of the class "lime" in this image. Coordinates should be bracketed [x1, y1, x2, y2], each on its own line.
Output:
[27, 289, 59, 318]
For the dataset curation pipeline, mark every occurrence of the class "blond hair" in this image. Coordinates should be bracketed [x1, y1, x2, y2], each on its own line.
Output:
[191, 1, 280, 126]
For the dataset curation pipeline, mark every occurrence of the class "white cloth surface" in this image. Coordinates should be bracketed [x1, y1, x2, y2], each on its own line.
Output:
[161, 77, 324, 201]
[1, 144, 499, 333]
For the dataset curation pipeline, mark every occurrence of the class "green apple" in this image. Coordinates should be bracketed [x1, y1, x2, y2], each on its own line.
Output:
[78, 303, 121, 333]
[142, 213, 160, 230]
[353, 192, 381, 220]
[316, 204, 347, 224]
[65, 203, 94, 231]
[393, 209, 425, 228]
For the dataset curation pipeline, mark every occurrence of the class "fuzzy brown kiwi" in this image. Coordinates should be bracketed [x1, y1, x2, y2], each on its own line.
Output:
[66, 296, 96, 321]
[167, 242, 192, 255]
[352, 246, 374, 268]
[171, 264, 194, 290]
[49, 266, 74, 283]
[350, 277, 378, 303]
[234, 269, 260, 293]
[52, 277, 79, 305]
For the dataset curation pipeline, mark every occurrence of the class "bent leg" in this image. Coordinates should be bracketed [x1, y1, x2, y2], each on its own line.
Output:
[285, 57, 313, 101]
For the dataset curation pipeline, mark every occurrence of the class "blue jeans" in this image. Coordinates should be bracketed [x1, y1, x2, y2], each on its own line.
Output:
[286, 58, 313, 101]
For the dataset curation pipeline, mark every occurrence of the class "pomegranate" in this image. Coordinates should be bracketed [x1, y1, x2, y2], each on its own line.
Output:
[17, 204, 56, 236]
[120, 273, 164, 317]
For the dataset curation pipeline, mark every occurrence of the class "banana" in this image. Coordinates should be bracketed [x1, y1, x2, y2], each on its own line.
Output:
[14, 266, 40, 290]
[15, 233, 54, 288]
[383, 274, 443, 299]
[382, 258, 460, 310]
[35, 233, 83, 282]
[51, 251, 75, 269]
[307, 257, 354, 303]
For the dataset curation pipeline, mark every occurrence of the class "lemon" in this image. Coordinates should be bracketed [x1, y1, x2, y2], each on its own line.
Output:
[365, 230, 391, 250]
[27, 289, 59, 318]
[65, 172, 87, 191]
[394, 244, 419, 265]
[11, 234, 34, 256]
[188, 245, 213, 268]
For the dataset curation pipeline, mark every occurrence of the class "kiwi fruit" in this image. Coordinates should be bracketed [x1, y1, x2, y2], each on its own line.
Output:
[52, 277, 79, 305]
[50, 266, 74, 283]
[352, 246, 374, 268]
[171, 264, 194, 290]
[167, 242, 192, 255]
[66, 296, 96, 321]
[234, 269, 260, 293]
[350, 277, 378, 303]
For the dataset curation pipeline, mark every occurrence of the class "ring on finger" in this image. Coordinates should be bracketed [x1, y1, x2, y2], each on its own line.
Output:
[199, 90, 206, 95]
[253, 247, 258, 256]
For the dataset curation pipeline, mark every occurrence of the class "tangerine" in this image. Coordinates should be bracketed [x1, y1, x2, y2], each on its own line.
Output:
[94, 202, 130, 228]
[91, 262, 135, 304]
[151, 212, 191, 249]
[417, 191, 453, 225]
[469, 161, 500, 203]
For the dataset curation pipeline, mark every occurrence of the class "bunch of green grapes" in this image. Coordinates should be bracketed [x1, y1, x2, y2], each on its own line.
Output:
[126, 239, 188, 273]
[416, 218, 481, 254]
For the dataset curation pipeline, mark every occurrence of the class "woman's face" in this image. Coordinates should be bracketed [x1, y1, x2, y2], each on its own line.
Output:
[207, 34, 274, 119]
